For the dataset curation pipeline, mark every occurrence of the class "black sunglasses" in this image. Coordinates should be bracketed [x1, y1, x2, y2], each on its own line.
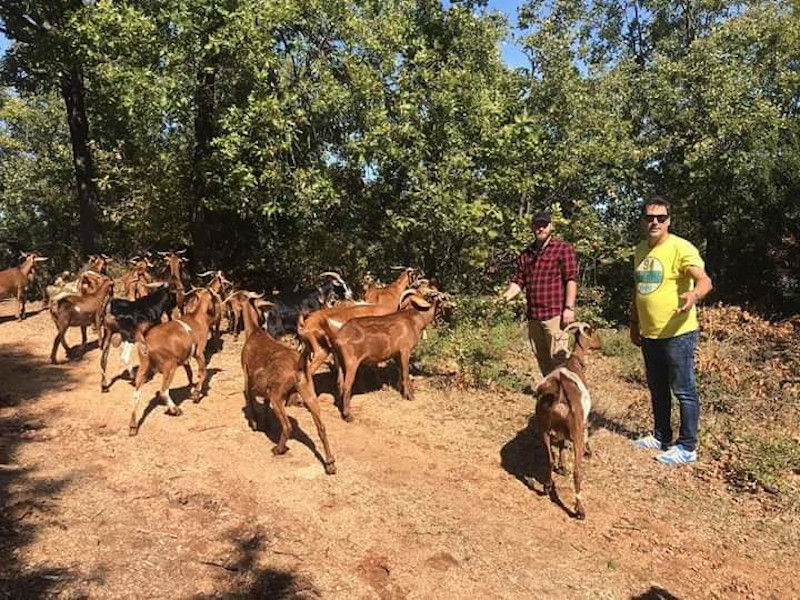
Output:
[642, 214, 669, 223]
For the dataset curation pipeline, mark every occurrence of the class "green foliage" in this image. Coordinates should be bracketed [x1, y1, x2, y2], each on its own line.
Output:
[0, 0, 798, 318]
[415, 296, 532, 390]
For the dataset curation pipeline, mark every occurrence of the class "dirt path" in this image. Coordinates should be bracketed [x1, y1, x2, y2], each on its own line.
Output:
[1, 303, 798, 599]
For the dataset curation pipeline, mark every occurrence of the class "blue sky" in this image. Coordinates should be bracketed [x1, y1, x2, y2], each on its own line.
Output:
[0, 2, 528, 68]
[485, 0, 529, 68]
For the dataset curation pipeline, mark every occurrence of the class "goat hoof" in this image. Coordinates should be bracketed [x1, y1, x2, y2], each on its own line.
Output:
[165, 407, 182, 417]
[575, 506, 586, 520]
[101, 386, 109, 394]
[129, 426, 139, 436]
[553, 465, 567, 475]
[324, 461, 337, 475]
[272, 445, 289, 456]
[342, 413, 354, 423]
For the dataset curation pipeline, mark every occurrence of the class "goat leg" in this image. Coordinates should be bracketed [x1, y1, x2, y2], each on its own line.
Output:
[398, 350, 413, 401]
[340, 362, 359, 422]
[554, 439, 567, 475]
[573, 415, 586, 520]
[298, 381, 336, 475]
[100, 330, 112, 392]
[540, 428, 557, 499]
[17, 290, 25, 320]
[270, 397, 292, 455]
[161, 365, 181, 416]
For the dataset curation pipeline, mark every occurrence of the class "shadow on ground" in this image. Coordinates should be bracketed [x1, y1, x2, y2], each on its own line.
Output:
[193, 526, 319, 599]
[499, 416, 588, 519]
[631, 586, 682, 600]
[0, 344, 84, 598]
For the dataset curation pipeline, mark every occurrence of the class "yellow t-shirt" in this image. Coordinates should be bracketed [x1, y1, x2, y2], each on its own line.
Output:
[634, 234, 704, 339]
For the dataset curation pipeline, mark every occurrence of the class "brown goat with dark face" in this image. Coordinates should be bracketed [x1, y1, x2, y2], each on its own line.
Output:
[240, 296, 336, 474]
[327, 293, 440, 422]
[534, 322, 602, 520]
[128, 288, 216, 435]
[0, 253, 48, 320]
[49, 276, 114, 363]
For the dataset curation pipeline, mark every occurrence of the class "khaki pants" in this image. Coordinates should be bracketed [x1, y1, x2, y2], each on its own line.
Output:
[528, 316, 569, 377]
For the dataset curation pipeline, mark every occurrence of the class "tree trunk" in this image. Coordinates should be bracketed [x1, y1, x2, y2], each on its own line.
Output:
[60, 65, 101, 254]
[191, 65, 216, 268]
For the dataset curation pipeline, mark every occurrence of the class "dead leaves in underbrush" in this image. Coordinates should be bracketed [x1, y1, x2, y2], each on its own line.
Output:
[698, 305, 799, 411]
[697, 305, 800, 503]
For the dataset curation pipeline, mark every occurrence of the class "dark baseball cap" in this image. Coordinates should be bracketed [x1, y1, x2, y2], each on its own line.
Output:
[531, 211, 551, 225]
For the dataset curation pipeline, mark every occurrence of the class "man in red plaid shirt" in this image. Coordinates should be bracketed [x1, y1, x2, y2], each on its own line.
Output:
[498, 211, 579, 376]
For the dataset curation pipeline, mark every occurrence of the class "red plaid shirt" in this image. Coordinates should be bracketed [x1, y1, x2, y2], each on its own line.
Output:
[511, 238, 579, 321]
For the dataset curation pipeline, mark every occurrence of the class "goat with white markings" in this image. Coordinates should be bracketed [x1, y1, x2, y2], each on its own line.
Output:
[100, 284, 179, 392]
[533, 322, 601, 520]
[128, 288, 216, 435]
[265, 272, 354, 338]
[50, 275, 114, 363]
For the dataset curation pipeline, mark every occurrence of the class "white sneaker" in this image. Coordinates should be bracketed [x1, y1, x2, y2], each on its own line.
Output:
[632, 435, 662, 450]
[656, 445, 697, 465]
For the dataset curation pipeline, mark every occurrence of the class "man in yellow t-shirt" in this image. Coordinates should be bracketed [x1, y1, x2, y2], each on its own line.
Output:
[630, 197, 713, 465]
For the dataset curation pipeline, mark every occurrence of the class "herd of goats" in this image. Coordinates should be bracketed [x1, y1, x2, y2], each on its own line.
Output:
[0, 251, 601, 519]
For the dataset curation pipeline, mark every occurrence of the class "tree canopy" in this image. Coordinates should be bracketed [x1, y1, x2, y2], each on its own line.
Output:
[1, 0, 798, 319]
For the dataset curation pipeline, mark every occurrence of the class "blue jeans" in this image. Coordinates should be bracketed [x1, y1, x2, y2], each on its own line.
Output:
[640, 330, 700, 451]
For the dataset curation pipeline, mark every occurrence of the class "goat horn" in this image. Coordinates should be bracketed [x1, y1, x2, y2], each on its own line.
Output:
[246, 291, 265, 299]
[398, 289, 418, 306]
[176, 249, 187, 255]
[319, 271, 344, 282]
[389, 265, 408, 270]
[197, 271, 215, 277]
[34, 256, 49, 262]
[563, 321, 591, 335]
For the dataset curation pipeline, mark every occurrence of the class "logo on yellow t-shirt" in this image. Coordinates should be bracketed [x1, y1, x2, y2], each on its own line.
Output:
[635, 257, 663, 295]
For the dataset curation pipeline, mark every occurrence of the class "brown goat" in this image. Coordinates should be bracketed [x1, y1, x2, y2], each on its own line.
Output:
[223, 289, 262, 339]
[121, 257, 155, 300]
[157, 251, 188, 314]
[196, 271, 232, 338]
[49, 276, 114, 363]
[328, 293, 440, 422]
[0, 253, 48, 320]
[296, 291, 416, 384]
[86, 254, 113, 274]
[533, 322, 601, 520]
[46, 270, 105, 305]
[240, 296, 336, 474]
[363, 267, 417, 307]
[128, 288, 217, 435]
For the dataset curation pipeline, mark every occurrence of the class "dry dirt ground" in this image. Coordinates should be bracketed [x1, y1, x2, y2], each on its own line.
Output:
[1, 302, 798, 600]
